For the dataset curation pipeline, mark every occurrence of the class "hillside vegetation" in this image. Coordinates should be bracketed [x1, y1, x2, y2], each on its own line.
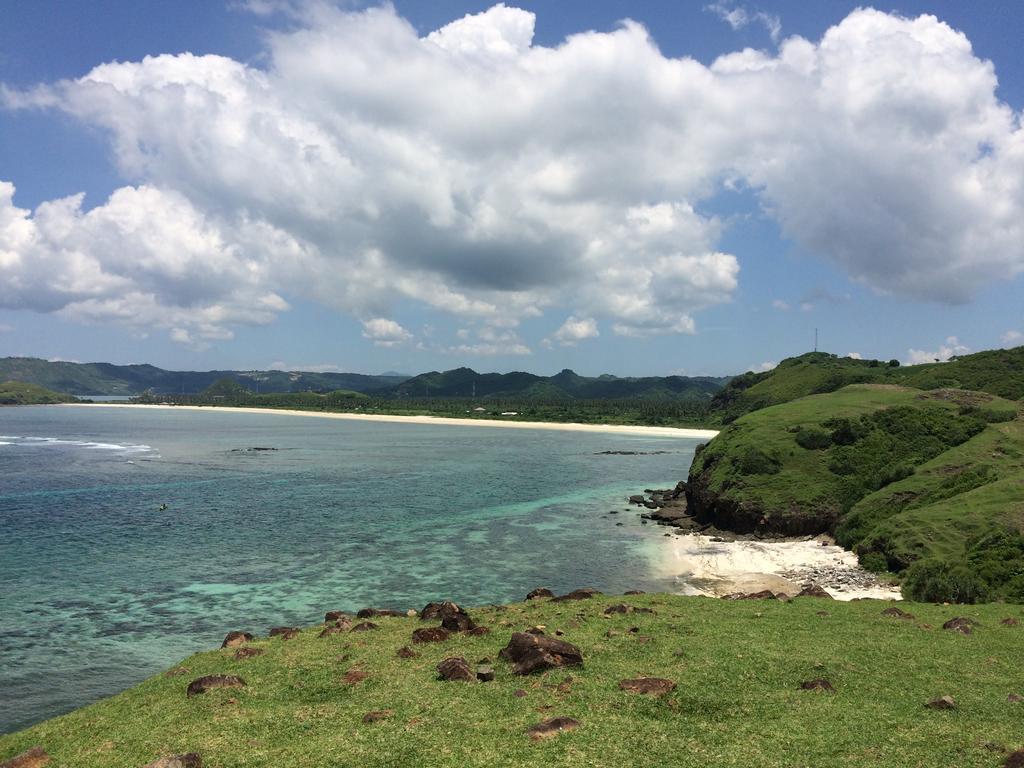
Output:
[2, 593, 1023, 767]
[0, 380, 77, 405]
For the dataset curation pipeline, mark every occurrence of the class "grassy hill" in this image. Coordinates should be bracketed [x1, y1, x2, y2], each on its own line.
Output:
[687, 384, 1024, 601]
[2, 593, 1023, 767]
[0, 380, 77, 405]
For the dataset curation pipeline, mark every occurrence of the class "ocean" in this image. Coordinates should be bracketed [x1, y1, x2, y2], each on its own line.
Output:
[0, 405, 702, 733]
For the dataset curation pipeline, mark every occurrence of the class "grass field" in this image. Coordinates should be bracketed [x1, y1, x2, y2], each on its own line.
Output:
[2, 593, 1023, 767]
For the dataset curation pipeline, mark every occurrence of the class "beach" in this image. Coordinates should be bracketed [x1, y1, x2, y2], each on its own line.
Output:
[62, 402, 720, 439]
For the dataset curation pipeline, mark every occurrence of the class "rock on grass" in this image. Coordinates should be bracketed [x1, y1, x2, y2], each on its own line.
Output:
[926, 695, 956, 710]
[220, 631, 253, 648]
[1005, 749, 1024, 768]
[437, 657, 475, 682]
[186, 675, 246, 698]
[526, 588, 554, 600]
[942, 618, 975, 635]
[234, 647, 264, 660]
[526, 717, 581, 741]
[143, 754, 202, 768]
[499, 632, 583, 675]
[268, 627, 299, 640]
[412, 627, 450, 644]
[0, 747, 49, 768]
[618, 678, 676, 696]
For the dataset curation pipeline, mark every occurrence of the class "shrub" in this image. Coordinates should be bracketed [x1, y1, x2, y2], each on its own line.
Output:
[735, 447, 781, 475]
[795, 427, 832, 450]
[900, 559, 989, 603]
[888, 359, 900, 367]
[857, 551, 889, 573]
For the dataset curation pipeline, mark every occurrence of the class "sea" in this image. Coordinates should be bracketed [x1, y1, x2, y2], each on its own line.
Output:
[0, 405, 703, 734]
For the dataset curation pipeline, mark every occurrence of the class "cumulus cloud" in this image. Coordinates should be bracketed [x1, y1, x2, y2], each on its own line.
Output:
[846, 352, 863, 359]
[2, 4, 1023, 346]
[550, 315, 598, 347]
[361, 318, 412, 347]
[906, 336, 970, 365]
[445, 325, 531, 356]
[705, 2, 782, 42]
[771, 299, 790, 311]
[752, 361, 777, 372]
[1002, 330, 1023, 346]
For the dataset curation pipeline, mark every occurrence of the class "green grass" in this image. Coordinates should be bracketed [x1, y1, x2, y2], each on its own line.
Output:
[2, 594, 1023, 767]
[0, 380, 77, 405]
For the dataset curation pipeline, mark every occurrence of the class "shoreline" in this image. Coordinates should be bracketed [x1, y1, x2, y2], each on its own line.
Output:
[60, 402, 720, 438]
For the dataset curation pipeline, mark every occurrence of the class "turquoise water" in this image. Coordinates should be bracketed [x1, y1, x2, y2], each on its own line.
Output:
[0, 406, 700, 734]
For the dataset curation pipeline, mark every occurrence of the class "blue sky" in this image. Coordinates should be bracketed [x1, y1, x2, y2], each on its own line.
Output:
[0, 1, 1022, 376]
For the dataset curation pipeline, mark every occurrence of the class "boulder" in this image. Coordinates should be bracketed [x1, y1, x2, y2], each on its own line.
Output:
[881, 606, 914, 619]
[942, 617, 975, 635]
[795, 584, 833, 599]
[722, 590, 777, 601]
[552, 588, 601, 602]
[441, 610, 476, 632]
[356, 608, 405, 618]
[628, 495, 646, 505]
[477, 666, 496, 682]
[437, 657, 475, 682]
[0, 747, 50, 768]
[324, 610, 348, 622]
[926, 695, 956, 710]
[420, 600, 464, 621]
[396, 646, 419, 658]
[186, 675, 246, 698]
[618, 678, 676, 696]
[799, 679, 835, 692]
[268, 627, 299, 640]
[234, 647, 264, 660]
[220, 631, 253, 648]
[1005, 750, 1024, 768]
[351, 621, 379, 632]
[526, 717, 581, 741]
[412, 627, 450, 644]
[604, 604, 633, 615]
[143, 755, 202, 768]
[466, 626, 491, 636]
[499, 632, 583, 675]
[526, 587, 554, 600]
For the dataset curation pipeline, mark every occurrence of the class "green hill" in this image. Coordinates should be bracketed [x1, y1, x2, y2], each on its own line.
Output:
[687, 384, 1024, 601]
[2, 593, 1023, 767]
[0, 380, 77, 405]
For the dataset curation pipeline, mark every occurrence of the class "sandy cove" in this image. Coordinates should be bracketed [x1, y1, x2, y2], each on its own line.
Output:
[61, 403, 720, 438]
[656, 533, 901, 601]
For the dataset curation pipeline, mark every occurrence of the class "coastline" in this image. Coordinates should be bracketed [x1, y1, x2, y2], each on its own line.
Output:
[59, 402, 720, 439]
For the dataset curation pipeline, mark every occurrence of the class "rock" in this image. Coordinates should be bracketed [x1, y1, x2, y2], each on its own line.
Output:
[513, 689, 527, 698]
[220, 631, 253, 648]
[551, 588, 601, 602]
[356, 608, 405, 618]
[477, 666, 496, 682]
[437, 656, 475, 682]
[942, 617, 974, 635]
[1001, 618, 1020, 626]
[0, 747, 50, 768]
[342, 669, 370, 684]
[604, 604, 633, 615]
[164, 667, 190, 677]
[1005, 750, 1024, 768]
[319, 625, 348, 637]
[722, 590, 777, 600]
[499, 632, 583, 675]
[441, 611, 476, 633]
[419, 600, 464, 621]
[526, 588, 554, 600]
[186, 675, 246, 697]
[234, 647, 264, 659]
[624, 590, 645, 595]
[143, 755, 202, 768]
[396, 646, 419, 659]
[268, 626, 299, 640]
[925, 695, 956, 710]
[351, 621, 379, 632]
[881, 606, 914, 619]
[526, 717, 581, 741]
[799, 679, 835, 692]
[362, 710, 393, 724]
[325, 610, 349, 622]
[467, 626, 491, 636]
[1008, 693, 1023, 703]
[412, 627, 450, 643]
[628, 495, 646, 505]
[795, 584, 833, 599]
[618, 678, 676, 696]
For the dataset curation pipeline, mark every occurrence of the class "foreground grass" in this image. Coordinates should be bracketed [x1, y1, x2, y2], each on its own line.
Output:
[3, 594, 1023, 767]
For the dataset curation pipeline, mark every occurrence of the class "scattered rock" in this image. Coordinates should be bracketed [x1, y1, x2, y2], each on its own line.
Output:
[420, 600, 460, 621]
[526, 588, 554, 600]
[618, 678, 676, 696]
[164, 667, 190, 677]
[220, 631, 253, 648]
[319, 625, 348, 638]
[0, 747, 50, 768]
[234, 647, 264, 660]
[799, 679, 835, 692]
[325, 610, 349, 623]
[396, 646, 419, 658]
[722, 590, 777, 601]
[143, 754, 202, 768]
[1001, 618, 1020, 627]
[1008, 693, 1023, 703]
[477, 666, 496, 682]
[437, 657, 475, 682]
[351, 622, 379, 632]
[604, 604, 633, 615]
[362, 710, 393, 724]
[412, 627, 450, 644]
[551, 588, 601, 602]
[525, 626, 545, 635]
[795, 584, 833, 599]
[357, 608, 405, 618]
[925, 695, 956, 710]
[466, 626, 491, 636]
[881, 606, 914, 619]
[342, 670, 370, 685]
[526, 717, 581, 741]
[186, 675, 246, 698]
[268, 627, 299, 640]
[943, 617, 975, 635]
[499, 632, 583, 675]
[1005, 750, 1024, 768]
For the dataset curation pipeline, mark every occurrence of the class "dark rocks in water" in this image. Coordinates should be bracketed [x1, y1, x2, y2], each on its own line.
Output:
[942, 617, 976, 635]
[643, 500, 659, 510]
[229, 447, 277, 452]
[499, 632, 583, 675]
[268, 626, 299, 640]
[357, 608, 405, 619]
[362, 710, 393, 724]
[396, 646, 419, 659]
[325, 610, 349, 623]
[412, 627, 450, 644]
[526, 587, 554, 600]
[552, 588, 601, 602]
[186, 674, 246, 698]
[477, 666, 496, 682]
[143, 755, 202, 768]
[0, 747, 50, 768]
[234, 647, 264, 660]
[437, 656, 475, 682]
[526, 717, 581, 741]
[881, 606, 914, 619]
[220, 631, 253, 648]
[795, 584, 833, 599]
[1000, 617, 1020, 626]
[925, 695, 956, 710]
[628, 495, 646, 505]
[351, 621, 379, 632]
[619, 678, 676, 696]
[799, 679, 835, 692]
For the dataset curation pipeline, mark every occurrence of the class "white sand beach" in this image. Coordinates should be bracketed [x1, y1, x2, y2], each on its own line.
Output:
[657, 533, 901, 601]
[62, 402, 720, 439]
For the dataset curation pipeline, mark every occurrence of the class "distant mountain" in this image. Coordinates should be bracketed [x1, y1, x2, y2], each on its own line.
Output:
[374, 367, 731, 400]
[0, 358, 409, 396]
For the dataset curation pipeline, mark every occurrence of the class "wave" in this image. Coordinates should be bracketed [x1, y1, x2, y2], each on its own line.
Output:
[2, 436, 155, 454]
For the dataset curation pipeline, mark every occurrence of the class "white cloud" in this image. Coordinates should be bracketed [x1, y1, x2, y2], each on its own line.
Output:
[445, 325, 531, 356]
[771, 299, 790, 311]
[0, 323, 12, 332]
[705, 2, 782, 42]
[906, 336, 971, 365]
[752, 361, 777, 372]
[550, 315, 598, 346]
[1002, 330, 1023, 346]
[846, 352, 862, 359]
[268, 361, 345, 372]
[1, 5, 1023, 346]
[361, 318, 412, 347]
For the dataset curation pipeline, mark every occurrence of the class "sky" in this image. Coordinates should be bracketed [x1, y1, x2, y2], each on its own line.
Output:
[0, 1, 1022, 377]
